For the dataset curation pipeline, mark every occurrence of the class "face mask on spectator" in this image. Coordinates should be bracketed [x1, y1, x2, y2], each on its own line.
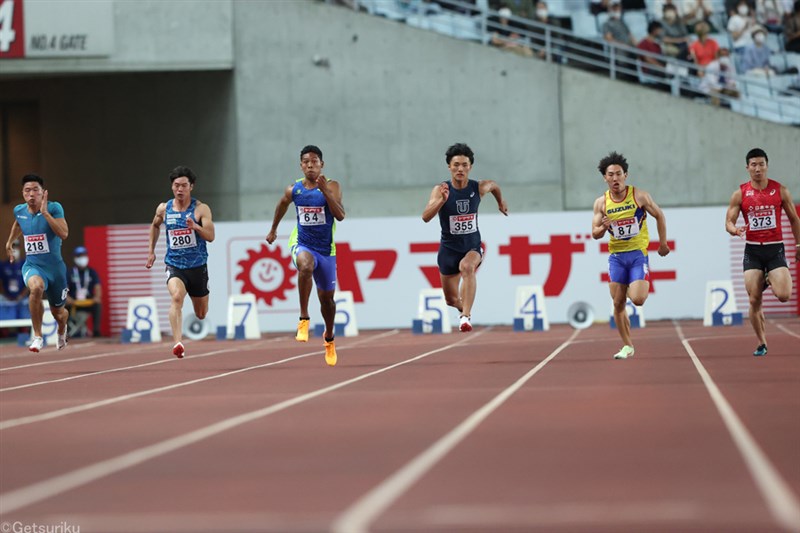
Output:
[737, 5, 749, 15]
[611, 10, 621, 18]
[75, 256, 89, 268]
[664, 10, 677, 22]
[11, 249, 20, 261]
[536, 8, 548, 19]
[754, 32, 766, 44]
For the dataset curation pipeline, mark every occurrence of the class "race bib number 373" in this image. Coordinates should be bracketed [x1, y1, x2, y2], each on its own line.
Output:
[168, 228, 197, 249]
[449, 214, 477, 235]
[749, 208, 777, 231]
[25, 234, 50, 255]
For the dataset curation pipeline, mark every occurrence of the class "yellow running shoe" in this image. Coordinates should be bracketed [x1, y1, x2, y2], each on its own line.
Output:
[296, 319, 310, 342]
[324, 339, 337, 366]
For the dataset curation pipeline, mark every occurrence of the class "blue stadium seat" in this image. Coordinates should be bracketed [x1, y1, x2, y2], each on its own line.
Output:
[572, 11, 599, 38]
[623, 10, 649, 42]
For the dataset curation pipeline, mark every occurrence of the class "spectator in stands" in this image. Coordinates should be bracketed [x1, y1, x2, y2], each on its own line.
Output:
[637, 21, 672, 89]
[652, 0, 682, 17]
[661, 4, 692, 59]
[785, 0, 800, 52]
[728, 0, 757, 52]
[740, 27, 776, 73]
[530, 1, 557, 59]
[756, 0, 787, 32]
[500, 0, 536, 19]
[591, 0, 611, 15]
[690, 21, 721, 65]
[0, 241, 27, 305]
[699, 48, 740, 103]
[683, 0, 717, 32]
[603, 0, 637, 46]
[66, 245, 103, 338]
[490, 7, 534, 56]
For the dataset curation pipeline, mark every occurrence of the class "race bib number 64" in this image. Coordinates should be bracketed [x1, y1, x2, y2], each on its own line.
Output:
[298, 206, 326, 226]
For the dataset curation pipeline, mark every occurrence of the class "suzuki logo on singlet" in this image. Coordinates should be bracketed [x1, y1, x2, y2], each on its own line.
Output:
[456, 199, 470, 214]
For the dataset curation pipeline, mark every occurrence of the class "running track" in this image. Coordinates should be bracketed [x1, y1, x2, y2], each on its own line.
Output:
[0, 319, 798, 533]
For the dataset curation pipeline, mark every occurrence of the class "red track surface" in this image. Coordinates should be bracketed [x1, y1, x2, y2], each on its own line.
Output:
[0, 319, 798, 533]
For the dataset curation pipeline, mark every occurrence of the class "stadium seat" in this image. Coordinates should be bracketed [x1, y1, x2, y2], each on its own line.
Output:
[427, 12, 482, 41]
[571, 11, 599, 38]
[624, 10, 649, 42]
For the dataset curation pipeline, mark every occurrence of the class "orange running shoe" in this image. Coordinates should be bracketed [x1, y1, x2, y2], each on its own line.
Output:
[296, 319, 310, 342]
[324, 339, 337, 366]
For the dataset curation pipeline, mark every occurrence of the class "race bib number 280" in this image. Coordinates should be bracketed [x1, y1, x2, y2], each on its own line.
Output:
[25, 234, 50, 255]
[449, 214, 477, 235]
[168, 228, 197, 249]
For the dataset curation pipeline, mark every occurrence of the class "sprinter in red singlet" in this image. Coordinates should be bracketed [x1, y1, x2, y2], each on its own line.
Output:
[725, 148, 800, 357]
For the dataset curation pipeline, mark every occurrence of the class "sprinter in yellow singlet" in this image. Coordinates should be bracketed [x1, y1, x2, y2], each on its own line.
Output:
[591, 152, 670, 360]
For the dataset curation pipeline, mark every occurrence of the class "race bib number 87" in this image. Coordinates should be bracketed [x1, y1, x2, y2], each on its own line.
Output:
[25, 234, 50, 255]
[611, 217, 640, 239]
[168, 228, 197, 249]
[749, 208, 776, 231]
[449, 214, 477, 235]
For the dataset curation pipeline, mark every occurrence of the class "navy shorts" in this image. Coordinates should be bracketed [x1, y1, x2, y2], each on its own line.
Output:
[437, 245, 483, 276]
[22, 262, 69, 307]
[166, 264, 209, 298]
[292, 245, 337, 292]
[743, 243, 787, 273]
[608, 250, 650, 285]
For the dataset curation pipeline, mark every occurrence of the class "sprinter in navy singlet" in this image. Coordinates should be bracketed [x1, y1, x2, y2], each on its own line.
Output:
[422, 143, 508, 332]
[146, 166, 215, 359]
[266, 145, 346, 367]
[5, 174, 70, 352]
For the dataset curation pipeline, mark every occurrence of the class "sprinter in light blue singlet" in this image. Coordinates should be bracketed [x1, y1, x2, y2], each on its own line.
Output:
[422, 143, 508, 333]
[4, 174, 70, 352]
[266, 145, 346, 367]
[146, 166, 215, 359]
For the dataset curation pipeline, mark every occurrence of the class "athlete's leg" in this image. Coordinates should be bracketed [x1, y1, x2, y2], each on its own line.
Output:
[610, 282, 633, 348]
[168, 277, 188, 344]
[440, 273, 462, 312]
[26, 275, 46, 338]
[627, 279, 650, 307]
[317, 288, 336, 339]
[743, 269, 767, 346]
[766, 266, 792, 302]
[190, 295, 209, 320]
[458, 250, 483, 319]
[295, 251, 315, 318]
[51, 305, 69, 336]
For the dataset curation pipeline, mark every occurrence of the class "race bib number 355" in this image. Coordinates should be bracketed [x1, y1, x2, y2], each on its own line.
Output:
[25, 234, 50, 255]
[749, 208, 777, 231]
[298, 206, 326, 226]
[168, 228, 197, 249]
[611, 217, 640, 239]
[449, 214, 477, 235]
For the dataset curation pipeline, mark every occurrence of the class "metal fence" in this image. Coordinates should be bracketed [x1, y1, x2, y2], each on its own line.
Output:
[336, 0, 800, 125]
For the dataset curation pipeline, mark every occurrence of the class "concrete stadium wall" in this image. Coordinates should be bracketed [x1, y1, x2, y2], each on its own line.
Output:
[232, 0, 565, 220]
[560, 68, 800, 210]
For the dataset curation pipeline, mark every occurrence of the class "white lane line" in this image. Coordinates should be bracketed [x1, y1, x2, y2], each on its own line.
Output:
[0, 331, 399, 430]
[773, 322, 800, 340]
[1, 337, 286, 392]
[0, 343, 167, 371]
[331, 328, 580, 533]
[673, 320, 800, 533]
[0, 329, 480, 514]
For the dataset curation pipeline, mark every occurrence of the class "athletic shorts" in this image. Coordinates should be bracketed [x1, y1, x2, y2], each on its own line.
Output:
[437, 245, 483, 276]
[608, 249, 650, 285]
[292, 245, 337, 292]
[743, 243, 787, 273]
[22, 262, 68, 308]
[166, 264, 209, 298]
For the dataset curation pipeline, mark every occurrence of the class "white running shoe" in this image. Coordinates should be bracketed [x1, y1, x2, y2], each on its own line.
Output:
[613, 345, 635, 359]
[28, 336, 44, 353]
[459, 315, 472, 332]
[57, 332, 68, 351]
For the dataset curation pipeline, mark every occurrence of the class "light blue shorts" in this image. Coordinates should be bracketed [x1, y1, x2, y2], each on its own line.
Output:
[22, 262, 69, 307]
[292, 245, 337, 292]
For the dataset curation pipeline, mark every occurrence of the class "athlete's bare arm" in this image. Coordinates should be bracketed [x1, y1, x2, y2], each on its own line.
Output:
[422, 183, 449, 223]
[478, 180, 509, 216]
[591, 196, 611, 239]
[5, 220, 22, 263]
[725, 189, 746, 238]
[317, 177, 346, 221]
[145, 203, 167, 269]
[41, 191, 69, 240]
[635, 188, 669, 256]
[188, 202, 215, 243]
[266, 185, 294, 244]
[780, 185, 800, 262]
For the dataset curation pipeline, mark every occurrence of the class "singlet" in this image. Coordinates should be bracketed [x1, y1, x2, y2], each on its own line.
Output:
[605, 186, 649, 254]
[438, 179, 481, 253]
[292, 179, 336, 256]
[740, 179, 784, 245]
[13, 202, 66, 269]
[164, 198, 208, 269]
